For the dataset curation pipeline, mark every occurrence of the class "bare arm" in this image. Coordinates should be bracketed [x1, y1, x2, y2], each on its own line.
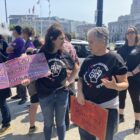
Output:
[101, 74, 128, 91]
[131, 64, 140, 75]
[77, 78, 85, 105]
[26, 47, 35, 53]
[127, 62, 140, 77]
[6, 46, 14, 54]
[66, 63, 79, 85]
[115, 74, 129, 91]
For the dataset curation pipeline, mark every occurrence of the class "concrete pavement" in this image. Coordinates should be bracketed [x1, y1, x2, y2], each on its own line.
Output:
[0, 88, 139, 140]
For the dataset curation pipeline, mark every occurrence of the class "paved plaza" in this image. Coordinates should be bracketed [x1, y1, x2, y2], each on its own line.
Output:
[0, 88, 139, 140]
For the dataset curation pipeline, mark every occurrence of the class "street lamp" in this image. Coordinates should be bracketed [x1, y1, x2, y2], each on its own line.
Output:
[4, 0, 8, 23]
[96, 0, 103, 27]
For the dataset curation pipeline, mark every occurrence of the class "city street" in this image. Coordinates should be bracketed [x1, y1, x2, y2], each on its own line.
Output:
[0, 88, 139, 140]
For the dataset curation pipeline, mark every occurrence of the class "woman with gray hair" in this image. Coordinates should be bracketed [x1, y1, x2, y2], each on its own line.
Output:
[77, 27, 128, 140]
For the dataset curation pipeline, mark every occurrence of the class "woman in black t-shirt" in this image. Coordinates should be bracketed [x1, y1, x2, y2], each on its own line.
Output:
[22, 23, 78, 140]
[77, 27, 128, 140]
[117, 26, 140, 134]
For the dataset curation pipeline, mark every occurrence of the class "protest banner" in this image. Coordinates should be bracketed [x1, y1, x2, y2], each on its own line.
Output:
[0, 63, 9, 89]
[0, 53, 50, 89]
[71, 96, 108, 140]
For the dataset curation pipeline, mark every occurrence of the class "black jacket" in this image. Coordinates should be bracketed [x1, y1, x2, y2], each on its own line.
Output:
[0, 88, 11, 99]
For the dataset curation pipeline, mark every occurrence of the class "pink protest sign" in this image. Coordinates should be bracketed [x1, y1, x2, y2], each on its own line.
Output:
[0, 63, 9, 89]
[0, 53, 50, 89]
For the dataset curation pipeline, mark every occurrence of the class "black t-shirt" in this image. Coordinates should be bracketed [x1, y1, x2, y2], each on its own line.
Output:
[117, 45, 140, 81]
[0, 39, 8, 57]
[117, 45, 134, 62]
[79, 51, 127, 104]
[36, 47, 75, 98]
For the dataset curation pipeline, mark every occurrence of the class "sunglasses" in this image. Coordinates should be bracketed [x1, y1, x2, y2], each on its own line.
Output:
[126, 31, 136, 35]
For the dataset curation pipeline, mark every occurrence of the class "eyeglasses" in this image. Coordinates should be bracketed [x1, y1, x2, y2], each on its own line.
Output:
[126, 31, 136, 35]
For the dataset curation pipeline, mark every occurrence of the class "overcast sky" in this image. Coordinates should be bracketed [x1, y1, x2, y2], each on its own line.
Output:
[0, 0, 133, 26]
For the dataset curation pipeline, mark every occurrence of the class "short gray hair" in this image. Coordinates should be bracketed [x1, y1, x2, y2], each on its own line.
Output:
[87, 27, 109, 45]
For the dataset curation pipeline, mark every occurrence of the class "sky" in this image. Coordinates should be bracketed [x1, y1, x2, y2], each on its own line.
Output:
[0, 0, 133, 26]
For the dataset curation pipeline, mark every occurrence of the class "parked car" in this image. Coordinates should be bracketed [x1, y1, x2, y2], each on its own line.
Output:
[71, 39, 91, 64]
[114, 40, 125, 50]
[71, 39, 91, 80]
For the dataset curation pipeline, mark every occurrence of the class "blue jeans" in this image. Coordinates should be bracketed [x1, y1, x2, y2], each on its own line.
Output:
[0, 97, 11, 128]
[39, 89, 69, 140]
[79, 109, 118, 140]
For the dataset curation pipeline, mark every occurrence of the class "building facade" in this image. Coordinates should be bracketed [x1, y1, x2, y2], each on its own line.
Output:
[76, 24, 96, 39]
[9, 15, 94, 38]
[108, 0, 140, 42]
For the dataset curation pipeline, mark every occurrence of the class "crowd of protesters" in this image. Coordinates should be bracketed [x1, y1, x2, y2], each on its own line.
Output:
[0, 23, 140, 140]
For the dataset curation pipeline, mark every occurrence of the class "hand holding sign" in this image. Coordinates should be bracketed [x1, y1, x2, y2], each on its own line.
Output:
[71, 96, 108, 140]
[0, 53, 50, 89]
[21, 79, 31, 86]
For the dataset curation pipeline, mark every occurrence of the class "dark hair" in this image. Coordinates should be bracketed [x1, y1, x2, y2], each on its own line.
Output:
[44, 23, 64, 52]
[65, 33, 71, 42]
[14, 25, 22, 35]
[22, 27, 34, 37]
[33, 36, 42, 49]
[124, 26, 139, 46]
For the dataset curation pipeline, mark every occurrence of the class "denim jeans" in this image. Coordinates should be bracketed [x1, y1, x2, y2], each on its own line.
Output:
[0, 97, 11, 127]
[39, 89, 69, 140]
[79, 109, 118, 140]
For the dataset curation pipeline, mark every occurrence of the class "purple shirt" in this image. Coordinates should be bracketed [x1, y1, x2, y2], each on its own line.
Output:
[22, 40, 35, 53]
[8, 38, 25, 60]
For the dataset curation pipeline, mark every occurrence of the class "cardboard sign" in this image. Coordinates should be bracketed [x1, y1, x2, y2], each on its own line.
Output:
[0, 53, 50, 89]
[71, 96, 108, 140]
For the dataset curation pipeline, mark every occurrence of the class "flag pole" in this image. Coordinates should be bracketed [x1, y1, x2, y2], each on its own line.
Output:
[4, 0, 8, 23]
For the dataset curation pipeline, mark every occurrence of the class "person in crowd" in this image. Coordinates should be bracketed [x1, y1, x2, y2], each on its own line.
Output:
[63, 33, 79, 65]
[117, 26, 140, 134]
[6, 25, 27, 105]
[0, 50, 11, 134]
[63, 33, 80, 130]
[33, 36, 44, 49]
[77, 27, 128, 140]
[0, 34, 8, 58]
[22, 27, 39, 134]
[22, 23, 78, 140]
[22, 27, 35, 53]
